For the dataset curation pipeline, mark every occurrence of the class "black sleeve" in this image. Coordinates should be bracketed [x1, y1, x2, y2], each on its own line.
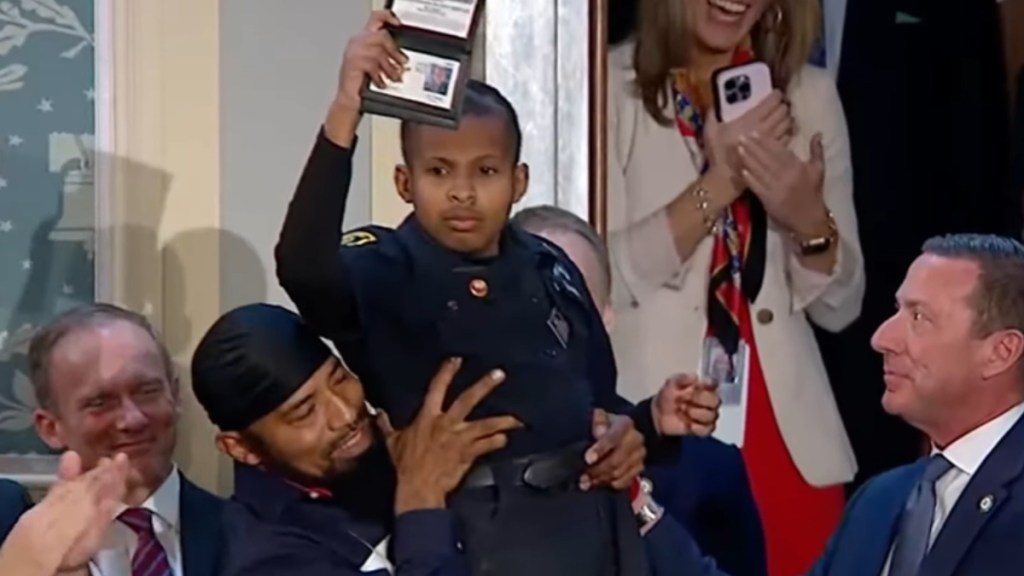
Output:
[629, 398, 681, 466]
[275, 129, 362, 340]
[219, 507, 470, 576]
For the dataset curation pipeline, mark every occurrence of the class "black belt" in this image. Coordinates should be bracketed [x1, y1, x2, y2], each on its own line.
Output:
[460, 442, 589, 491]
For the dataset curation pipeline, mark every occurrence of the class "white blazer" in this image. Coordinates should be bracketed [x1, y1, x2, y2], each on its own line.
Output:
[606, 43, 864, 487]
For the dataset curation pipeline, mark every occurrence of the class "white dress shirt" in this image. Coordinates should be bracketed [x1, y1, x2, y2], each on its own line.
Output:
[90, 467, 182, 576]
[880, 404, 1024, 575]
[359, 536, 392, 573]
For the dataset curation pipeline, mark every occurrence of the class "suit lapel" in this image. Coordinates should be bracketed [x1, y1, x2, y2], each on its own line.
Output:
[858, 464, 926, 576]
[178, 474, 222, 576]
[922, 416, 1024, 576]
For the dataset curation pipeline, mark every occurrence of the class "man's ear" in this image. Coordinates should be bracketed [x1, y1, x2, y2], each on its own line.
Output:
[170, 375, 183, 414]
[394, 164, 413, 204]
[512, 163, 529, 204]
[216, 432, 263, 467]
[34, 409, 66, 451]
[981, 329, 1024, 380]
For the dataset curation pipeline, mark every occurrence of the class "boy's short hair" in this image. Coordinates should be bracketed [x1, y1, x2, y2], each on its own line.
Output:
[513, 205, 611, 303]
[399, 79, 523, 164]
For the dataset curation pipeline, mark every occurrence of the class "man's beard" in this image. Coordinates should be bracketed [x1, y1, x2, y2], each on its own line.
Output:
[246, 414, 397, 520]
[324, 426, 397, 522]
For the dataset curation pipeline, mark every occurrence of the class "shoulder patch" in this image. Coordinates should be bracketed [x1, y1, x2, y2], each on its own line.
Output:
[341, 230, 378, 247]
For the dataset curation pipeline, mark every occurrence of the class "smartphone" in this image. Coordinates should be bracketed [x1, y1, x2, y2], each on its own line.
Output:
[712, 61, 774, 123]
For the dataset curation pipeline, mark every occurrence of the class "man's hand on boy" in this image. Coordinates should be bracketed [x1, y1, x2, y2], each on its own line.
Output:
[325, 10, 408, 147]
[581, 409, 645, 491]
[651, 374, 721, 437]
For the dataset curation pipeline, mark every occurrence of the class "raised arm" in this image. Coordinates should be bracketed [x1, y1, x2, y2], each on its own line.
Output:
[275, 11, 407, 340]
[275, 124, 360, 339]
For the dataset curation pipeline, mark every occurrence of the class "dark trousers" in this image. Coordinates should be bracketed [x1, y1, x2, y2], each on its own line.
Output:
[450, 483, 648, 576]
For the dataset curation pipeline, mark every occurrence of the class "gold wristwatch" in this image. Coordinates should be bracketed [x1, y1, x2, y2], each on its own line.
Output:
[792, 210, 838, 256]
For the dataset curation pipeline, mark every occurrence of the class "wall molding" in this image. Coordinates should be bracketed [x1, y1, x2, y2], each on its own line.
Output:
[94, 0, 166, 324]
[94, 0, 227, 494]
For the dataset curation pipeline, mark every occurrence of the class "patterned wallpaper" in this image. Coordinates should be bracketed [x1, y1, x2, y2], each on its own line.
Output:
[0, 0, 96, 469]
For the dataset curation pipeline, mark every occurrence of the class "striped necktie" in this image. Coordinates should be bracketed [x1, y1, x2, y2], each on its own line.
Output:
[119, 508, 172, 576]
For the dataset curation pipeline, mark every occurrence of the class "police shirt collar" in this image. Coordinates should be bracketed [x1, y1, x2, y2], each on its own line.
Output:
[232, 462, 334, 520]
[396, 214, 554, 265]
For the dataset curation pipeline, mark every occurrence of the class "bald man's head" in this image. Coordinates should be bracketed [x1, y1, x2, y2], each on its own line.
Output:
[513, 206, 615, 330]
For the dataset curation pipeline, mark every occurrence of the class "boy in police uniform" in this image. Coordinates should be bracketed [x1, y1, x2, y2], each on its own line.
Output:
[276, 11, 705, 576]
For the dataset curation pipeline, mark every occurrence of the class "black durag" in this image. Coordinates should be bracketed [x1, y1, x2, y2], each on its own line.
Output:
[191, 303, 331, 431]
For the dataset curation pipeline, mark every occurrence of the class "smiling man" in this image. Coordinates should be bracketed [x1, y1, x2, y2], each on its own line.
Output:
[810, 234, 1024, 575]
[26, 303, 224, 576]
[191, 303, 527, 576]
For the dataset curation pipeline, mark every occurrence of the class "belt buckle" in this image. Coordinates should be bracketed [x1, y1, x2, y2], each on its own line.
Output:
[521, 451, 583, 491]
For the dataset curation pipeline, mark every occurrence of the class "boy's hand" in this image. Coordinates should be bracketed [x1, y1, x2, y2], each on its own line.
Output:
[325, 10, 407, 147]
[651, 374, 721, 437]
[580, 409, 645, 491]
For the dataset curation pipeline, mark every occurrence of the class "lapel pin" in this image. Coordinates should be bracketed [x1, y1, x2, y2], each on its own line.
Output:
[979, 495, 994, 512]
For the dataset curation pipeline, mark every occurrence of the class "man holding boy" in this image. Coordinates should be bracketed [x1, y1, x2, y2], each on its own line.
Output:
[274, 9, 705, 576]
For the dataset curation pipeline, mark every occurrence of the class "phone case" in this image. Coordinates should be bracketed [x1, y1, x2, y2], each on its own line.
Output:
[712, 61, 774, 123]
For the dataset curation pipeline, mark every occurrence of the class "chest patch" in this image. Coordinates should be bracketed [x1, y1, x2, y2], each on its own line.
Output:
[547, 307, 571, 349]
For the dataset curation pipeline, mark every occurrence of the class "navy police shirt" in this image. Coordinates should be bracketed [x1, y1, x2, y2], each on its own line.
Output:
[276, 130, 670, 460]
[219, 463, 468, 576]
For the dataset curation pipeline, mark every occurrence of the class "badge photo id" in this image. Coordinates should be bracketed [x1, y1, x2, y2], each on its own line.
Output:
[362, 0, 483, 127]
[368, 50, 462, 111]
[701, 337, 748, 407]
[700, 337, 750, 447]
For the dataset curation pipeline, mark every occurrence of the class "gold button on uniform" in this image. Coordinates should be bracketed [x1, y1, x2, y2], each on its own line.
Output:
[756, 308, 774, 325]
[469, 278, 488, 298]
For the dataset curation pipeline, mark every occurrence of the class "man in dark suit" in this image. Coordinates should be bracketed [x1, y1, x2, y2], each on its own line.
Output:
[514, 205, 767, 576]
[646, 437, 766, 576]
[610, 0, 1021, 494]
[810, 234, 1024, 575]
[15, 303, 225, 576]
[0, 478, 32, 542]
[816, 0, 1020, 493]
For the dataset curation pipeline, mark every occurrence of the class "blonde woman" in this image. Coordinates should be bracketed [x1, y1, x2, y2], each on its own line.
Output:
[606, 1, 864, 574]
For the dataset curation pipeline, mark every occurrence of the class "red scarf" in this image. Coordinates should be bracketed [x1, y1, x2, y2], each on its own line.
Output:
[670, 43, 767, 359]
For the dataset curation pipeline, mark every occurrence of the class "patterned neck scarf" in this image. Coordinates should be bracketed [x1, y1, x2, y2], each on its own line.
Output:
[670, 38, 768, 356]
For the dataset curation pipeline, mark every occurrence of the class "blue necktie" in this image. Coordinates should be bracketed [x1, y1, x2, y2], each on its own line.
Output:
[888, 455, 954, 576]
[809, 4, 827, 67]
[809, 36, 827, 68]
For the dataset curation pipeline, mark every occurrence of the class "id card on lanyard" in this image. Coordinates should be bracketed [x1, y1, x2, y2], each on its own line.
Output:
[699, 335, 751, 447]
[671, 53, 757, 449]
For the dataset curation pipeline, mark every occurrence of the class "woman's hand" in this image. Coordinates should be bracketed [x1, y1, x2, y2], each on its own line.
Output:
[704, 90, 793, 192]
[737, 131, 830, 235]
